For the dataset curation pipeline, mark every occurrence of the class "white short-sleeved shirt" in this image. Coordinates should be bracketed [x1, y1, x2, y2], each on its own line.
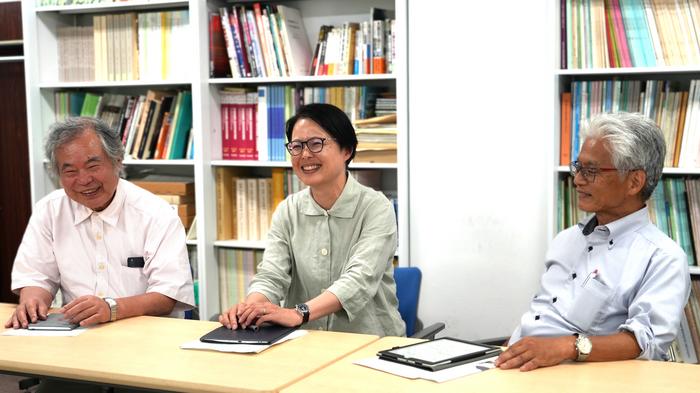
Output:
[509, 207, 690, 360]
[11, 179, 195, 312]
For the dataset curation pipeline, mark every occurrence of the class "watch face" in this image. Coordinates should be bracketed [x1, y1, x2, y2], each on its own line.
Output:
[578, 336, 592, 353]
[295, 303, 310, 324]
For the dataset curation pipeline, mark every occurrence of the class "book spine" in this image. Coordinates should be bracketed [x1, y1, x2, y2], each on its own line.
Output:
[219, 7, 241, 78]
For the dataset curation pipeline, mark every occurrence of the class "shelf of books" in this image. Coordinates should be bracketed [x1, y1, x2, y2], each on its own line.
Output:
[204, 0, 403, 315]
[23, 0, 406, 321]
[557, 0, 700, 364]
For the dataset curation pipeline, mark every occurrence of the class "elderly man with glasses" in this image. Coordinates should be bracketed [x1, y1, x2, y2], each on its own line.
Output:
[496, 112, 690, 371]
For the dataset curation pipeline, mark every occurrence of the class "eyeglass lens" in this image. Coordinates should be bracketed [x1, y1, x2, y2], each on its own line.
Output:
[287, 138, 326, 155]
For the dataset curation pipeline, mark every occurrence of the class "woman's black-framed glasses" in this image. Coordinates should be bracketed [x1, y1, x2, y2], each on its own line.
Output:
[569, 160, 618, 183]
[286, 137, 333, 156]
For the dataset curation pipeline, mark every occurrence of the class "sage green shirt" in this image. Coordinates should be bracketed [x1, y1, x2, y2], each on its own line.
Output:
[248, 174, 405, 337]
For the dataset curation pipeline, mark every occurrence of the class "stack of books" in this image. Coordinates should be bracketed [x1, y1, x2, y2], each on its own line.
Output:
[353, 113, 397, 163]
[131, 176, 196, 231]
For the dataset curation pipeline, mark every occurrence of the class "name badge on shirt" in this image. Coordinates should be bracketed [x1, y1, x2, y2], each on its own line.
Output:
[127, 257, 145, 268]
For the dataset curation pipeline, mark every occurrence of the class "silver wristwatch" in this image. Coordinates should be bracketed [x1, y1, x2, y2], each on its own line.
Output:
[574, 333, 592, 361]
[103, 297, 118, 322]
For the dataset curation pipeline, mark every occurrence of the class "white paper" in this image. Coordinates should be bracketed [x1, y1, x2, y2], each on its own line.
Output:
[2, 327, 88, 337]
[353, 355, 498, 383]
[179, 329, 308, 354]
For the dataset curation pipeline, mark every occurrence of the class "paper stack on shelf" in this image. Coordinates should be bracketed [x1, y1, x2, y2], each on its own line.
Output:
[354, 113, 397, 163]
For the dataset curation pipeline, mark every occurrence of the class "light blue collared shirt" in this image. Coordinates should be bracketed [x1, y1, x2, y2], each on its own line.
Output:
[509, 206, 690, 360]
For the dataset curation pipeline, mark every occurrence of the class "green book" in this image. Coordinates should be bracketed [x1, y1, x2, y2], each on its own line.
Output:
[167, 91, 192, 159]
[79, 92, 102, 117]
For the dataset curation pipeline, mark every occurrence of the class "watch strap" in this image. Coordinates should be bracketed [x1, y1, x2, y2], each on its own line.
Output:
[103, 297, 117, 322]
[295, 303, 310, 325]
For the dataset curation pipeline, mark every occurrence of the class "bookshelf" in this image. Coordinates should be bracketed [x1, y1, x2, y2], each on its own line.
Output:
[21, 0, 406, 321]
[555, 0, 700, 364]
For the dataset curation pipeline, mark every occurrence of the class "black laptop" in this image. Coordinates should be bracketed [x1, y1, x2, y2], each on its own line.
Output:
[200, 324, 297, 345]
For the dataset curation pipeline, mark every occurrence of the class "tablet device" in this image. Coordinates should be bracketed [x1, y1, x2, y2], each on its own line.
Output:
[377, 337, 502, 371]
[200, 324, 297, 345]
[27, 313, 79, 331]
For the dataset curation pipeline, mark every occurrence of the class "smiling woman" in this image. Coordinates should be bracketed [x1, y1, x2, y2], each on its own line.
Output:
[219, 103, 405, 337]
[284, 104, 357, 210]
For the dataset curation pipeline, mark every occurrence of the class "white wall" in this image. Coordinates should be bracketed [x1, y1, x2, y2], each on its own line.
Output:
[408, 0, 557, 339]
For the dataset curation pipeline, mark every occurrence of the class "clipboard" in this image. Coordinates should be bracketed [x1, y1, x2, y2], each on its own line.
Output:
[377, 337, 502, 371]
[200, 324, 298, 345]
[27, 313, 79, 331]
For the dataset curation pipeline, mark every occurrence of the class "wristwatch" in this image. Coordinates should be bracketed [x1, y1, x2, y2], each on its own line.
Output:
[574, 333, 592, 361]
[294, 303, 310, 325]
[103, 297, 118, 322]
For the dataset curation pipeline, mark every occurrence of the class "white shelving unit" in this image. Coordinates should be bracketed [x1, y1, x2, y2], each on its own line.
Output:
[553, 2, 700, 277]
[21, 0, 407, 320]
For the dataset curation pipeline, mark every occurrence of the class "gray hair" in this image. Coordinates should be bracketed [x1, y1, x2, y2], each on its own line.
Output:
[45, 117, 124, 177]
[583, 112, 665, 201]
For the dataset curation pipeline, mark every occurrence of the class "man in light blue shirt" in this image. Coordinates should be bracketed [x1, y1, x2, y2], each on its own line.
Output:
[496, 112, 690, 371]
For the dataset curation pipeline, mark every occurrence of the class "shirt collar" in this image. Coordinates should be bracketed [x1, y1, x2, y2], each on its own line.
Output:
[71, 179, 126, 227]
[578, 206, 650, 241]
[300, 173, 360, 218]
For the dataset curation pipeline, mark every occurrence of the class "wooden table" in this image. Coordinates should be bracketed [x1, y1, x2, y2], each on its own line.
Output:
[282, 336, 700, 393]
[0, 303, 378, 392]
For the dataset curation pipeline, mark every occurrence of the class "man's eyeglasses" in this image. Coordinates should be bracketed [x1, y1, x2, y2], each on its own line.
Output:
[286, 137, 334, 156]
[569, 160, 619, 183]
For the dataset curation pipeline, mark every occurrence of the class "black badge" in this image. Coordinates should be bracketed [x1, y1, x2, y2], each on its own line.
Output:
[127, 257, 145, 268]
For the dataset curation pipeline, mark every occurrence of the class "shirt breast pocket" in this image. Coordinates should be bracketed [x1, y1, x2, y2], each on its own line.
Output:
[566, 278, 613, 331]
[118, 264, 148, 293]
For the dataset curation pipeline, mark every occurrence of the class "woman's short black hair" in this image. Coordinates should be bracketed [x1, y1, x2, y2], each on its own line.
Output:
[285, 103, 357, 167]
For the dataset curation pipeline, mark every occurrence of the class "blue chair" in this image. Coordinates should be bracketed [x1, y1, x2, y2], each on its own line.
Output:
[394, 266, 445, 339]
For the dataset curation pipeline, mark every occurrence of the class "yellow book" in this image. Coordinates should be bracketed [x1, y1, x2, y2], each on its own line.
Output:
[271, 168, 285, 210]
[130, 13, 139, 80]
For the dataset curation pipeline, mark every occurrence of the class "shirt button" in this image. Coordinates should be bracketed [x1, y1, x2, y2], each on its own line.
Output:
[535, 315, 540, 320]
[321, 248, 328, 256]
[97, 291, 104, 297]
[96, 234, 102, 241]
[98, 263, 106, 271]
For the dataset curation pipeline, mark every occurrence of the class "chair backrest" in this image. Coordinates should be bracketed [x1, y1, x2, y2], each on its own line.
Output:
[393, 266, 421, 336]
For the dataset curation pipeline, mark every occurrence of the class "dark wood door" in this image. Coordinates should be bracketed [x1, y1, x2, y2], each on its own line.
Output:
[0, 1, 30, 303]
